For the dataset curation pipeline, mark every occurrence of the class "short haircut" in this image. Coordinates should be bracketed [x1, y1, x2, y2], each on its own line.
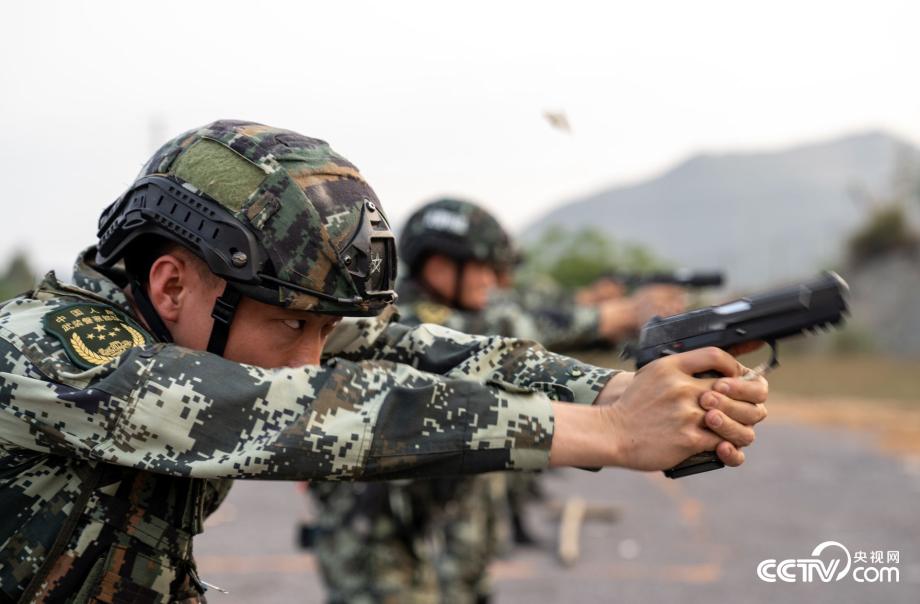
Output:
[123, 235, 219, 290]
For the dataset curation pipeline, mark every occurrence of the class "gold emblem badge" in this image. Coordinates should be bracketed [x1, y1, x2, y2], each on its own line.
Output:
[43, 303, 152, 369]
[415, 302, 453, 326]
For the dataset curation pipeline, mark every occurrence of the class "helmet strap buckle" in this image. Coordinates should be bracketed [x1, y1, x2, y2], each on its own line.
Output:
[207, 284, 242, 356]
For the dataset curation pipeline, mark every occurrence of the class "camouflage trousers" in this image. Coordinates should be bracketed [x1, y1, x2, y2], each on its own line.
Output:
[309, 474, 510, 604]
[505, 471, 543, 541]
[436, 473, 509, 603]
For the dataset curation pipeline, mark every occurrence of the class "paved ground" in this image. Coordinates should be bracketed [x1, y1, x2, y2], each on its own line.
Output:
[195, 416, 920, 604]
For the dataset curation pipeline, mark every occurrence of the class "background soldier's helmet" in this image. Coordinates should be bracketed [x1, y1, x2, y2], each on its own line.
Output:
[96, 120, 397, 317]
[399, 198, 517, 275]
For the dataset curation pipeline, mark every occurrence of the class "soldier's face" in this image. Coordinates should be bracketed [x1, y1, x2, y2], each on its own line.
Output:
[141, 251, 340, 368]
[421, 255, 498, 311]
[458, 260, 498, 311]
[220, 298, 341, 368]
[173, 287, 341, 368]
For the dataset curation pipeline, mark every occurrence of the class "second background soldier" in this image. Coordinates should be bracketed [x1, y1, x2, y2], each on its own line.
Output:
[308, 198, 686, 604]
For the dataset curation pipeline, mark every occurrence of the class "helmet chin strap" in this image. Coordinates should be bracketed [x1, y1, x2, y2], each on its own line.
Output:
[129, 278, 241, 357]
[207, 284, 242, 356]
[452, 261, 466, 310]
[129, 277, 174, 344]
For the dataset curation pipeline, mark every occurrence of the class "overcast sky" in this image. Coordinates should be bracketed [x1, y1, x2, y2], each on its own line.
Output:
[2, 0, 918, 273]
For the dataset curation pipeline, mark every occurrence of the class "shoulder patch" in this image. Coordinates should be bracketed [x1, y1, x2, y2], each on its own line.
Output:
[415, 302, 453, 326]
[42, 303, 152, 369]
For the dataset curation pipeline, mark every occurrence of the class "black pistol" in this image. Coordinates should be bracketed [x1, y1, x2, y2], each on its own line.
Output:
[612, 269, 725, 289]
[635, 271, 850, 479]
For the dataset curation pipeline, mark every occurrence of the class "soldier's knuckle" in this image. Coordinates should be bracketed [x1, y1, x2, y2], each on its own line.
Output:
[704, 347, 724, 364]
[685, 430, 706, 451]
[676, 381, 699, 401]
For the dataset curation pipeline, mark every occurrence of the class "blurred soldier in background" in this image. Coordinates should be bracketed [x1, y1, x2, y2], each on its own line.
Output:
[309, 198, 688, 603]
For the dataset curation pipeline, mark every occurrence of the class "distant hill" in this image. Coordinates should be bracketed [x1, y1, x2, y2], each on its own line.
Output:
[525, 131, 920, 290]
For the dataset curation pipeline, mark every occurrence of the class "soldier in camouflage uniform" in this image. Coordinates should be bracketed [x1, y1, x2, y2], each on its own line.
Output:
[402, 198, 689, 562]
[399, 200, 528, 604]
[0, 121, 768, 603]
[310, 199, 520, 604]
[310, 199, 699, 604]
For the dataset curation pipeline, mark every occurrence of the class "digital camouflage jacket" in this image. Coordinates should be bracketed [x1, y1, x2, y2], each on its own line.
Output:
[0, 249, 612, 603]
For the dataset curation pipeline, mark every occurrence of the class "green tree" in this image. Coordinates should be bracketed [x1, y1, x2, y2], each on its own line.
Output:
[0, 252, 37, 301]
[847, 204, 918, 266]
[518, 226, 667, 290]
[846, 149, 920, 266]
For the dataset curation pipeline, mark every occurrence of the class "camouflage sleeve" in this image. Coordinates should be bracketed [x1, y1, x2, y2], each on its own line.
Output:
[0, 335, 563, 481]
[482, 293, 604, 351]
[518, 304, 603, 351]
[389, 293, 603, 352]
[326, 313, 616, 406]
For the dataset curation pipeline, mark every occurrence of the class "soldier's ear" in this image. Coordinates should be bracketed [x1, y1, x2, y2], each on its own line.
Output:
[146, 253, 191, 323]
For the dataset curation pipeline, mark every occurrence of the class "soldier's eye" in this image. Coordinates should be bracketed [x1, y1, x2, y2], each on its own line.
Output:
[282, 319, 304, 331]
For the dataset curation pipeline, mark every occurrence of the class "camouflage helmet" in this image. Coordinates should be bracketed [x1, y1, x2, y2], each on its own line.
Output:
[96, 120, 397, 353]
[399, 198, 516, 276]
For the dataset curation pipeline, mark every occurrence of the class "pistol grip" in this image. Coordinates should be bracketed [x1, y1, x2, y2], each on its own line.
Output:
[664, 451, 725, 478]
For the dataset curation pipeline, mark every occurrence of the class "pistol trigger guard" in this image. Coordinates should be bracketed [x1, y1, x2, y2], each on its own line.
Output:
[619, 343, 637, 361]
[746, 339, 778, 378]
[767, 339, 779, 370]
